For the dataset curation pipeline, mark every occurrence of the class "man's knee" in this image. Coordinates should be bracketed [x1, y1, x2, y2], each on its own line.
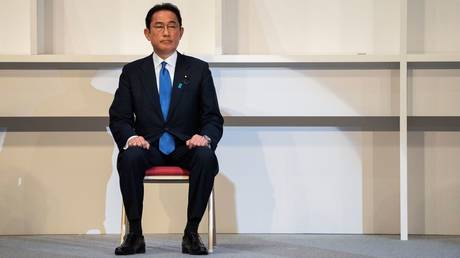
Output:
[192, 147, 218, 172]
[193, 147, 214, 160]
[117, 147, 147, 169]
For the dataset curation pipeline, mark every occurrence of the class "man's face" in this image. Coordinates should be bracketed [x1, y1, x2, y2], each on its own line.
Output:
[144, 10, 183, 58]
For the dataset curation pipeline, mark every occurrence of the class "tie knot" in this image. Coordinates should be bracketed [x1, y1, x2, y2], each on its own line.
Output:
[161, 61, 167, 69]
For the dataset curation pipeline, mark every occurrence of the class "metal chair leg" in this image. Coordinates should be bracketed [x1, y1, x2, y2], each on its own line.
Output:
[208, 188, 215, 253]
[120, 204, 127, 244]
[212, 188, 216, 246]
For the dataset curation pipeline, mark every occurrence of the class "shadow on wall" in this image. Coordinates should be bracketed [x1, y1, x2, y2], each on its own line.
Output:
[100, 128, 122, 234]
[213, 174, 237, 233]
[152, 173, 237, 234]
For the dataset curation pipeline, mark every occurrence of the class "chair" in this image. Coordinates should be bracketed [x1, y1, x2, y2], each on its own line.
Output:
[120, 166, 216, 253]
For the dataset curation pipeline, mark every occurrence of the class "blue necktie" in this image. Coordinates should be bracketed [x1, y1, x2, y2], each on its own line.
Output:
[158, 61, 175, 155]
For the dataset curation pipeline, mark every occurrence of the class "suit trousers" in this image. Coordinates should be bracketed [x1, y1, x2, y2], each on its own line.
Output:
[117, 143, 219, 232]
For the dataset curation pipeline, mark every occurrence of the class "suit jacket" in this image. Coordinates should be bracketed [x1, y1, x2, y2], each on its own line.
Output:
[109, 52, 224, 152]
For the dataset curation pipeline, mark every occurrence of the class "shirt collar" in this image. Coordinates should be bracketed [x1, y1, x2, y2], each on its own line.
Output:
[152, 51, 177, 69]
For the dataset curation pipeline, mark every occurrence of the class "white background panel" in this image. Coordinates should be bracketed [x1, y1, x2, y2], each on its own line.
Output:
[212, 68, 400, 116]
[45, 0, 217, 55]
[408, 0, 460, 53]
[409, 69, 460, 116]
[215, 127, 399, 233]
[0, 0, 33, 54]
[222, 0, 400, 54]
[409, 132, 460, 235]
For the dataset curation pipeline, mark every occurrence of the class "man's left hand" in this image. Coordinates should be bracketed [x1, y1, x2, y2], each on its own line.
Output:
[186, 134, 209, 149]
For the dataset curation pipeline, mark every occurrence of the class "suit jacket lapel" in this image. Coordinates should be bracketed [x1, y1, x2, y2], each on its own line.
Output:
[167, 52, 189, 121]
[141, 54, 164, 120]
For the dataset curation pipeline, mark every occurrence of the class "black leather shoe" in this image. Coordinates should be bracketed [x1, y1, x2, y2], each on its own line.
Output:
[115, 234, 146, 255]
[182, 231, 208, 255]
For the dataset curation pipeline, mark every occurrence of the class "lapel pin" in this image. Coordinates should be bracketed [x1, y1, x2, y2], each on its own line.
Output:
[177, 83, 183, 89]
[183, 75, 190, 85]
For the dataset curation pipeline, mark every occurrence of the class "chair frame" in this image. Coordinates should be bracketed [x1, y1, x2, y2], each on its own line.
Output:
[120, 169, 216, 253]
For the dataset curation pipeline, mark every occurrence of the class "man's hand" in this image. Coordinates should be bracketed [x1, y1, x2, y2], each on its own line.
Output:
[186, 134, 209, 149]
[128, 136, 150, 150]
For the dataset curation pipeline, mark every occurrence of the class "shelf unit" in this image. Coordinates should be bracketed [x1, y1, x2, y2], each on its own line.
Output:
[1, 0, 460, 238]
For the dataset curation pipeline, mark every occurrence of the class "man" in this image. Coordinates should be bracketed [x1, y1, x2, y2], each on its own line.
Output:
[109, 3, 223, 255]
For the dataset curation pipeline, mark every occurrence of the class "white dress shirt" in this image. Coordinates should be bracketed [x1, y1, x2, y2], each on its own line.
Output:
[124, 51, 178, 149]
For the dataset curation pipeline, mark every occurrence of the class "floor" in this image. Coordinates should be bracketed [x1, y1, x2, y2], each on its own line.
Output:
[0, 234, 459, 258]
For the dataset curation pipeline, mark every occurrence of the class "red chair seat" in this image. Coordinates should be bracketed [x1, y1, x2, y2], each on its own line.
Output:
[145, 166, 189, 176]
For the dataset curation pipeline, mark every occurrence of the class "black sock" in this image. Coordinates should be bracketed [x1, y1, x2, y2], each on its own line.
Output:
[185, 220, 199, 233]
[129, 219, 143, 235]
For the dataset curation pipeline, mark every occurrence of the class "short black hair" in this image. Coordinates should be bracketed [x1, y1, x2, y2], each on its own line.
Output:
[145, 3, 182, 29]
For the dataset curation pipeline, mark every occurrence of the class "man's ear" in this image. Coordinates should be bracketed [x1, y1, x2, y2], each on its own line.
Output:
[144, 28, 151, 41]
[179, 27, 184, 39]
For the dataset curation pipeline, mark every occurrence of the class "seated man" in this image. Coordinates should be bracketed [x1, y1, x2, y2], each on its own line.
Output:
[109, 3, 224, 255]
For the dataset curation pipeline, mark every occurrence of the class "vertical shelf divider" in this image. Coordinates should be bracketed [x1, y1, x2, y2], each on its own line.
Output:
[30, 0, 38, 54]
[214, 0, 223, 55]
[30, 0, 46, 54]
[400, 0, 409, 241]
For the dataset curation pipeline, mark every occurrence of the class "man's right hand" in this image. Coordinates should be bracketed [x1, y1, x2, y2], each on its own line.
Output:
[128, 136, 150, 150]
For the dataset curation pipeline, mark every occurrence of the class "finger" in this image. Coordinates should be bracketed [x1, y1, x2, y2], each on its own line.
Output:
[194, 139, 205, 146]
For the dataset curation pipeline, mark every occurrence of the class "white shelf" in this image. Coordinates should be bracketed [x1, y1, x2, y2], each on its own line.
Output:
[0, 55, 143, 64]
[199, 54, 401, 64]
[407, 53, 460, 63]
[2, 54, 459, 66]
[0, 54, 400, 64]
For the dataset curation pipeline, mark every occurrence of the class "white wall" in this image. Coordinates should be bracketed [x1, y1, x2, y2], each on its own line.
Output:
[408, 0, 460, 53]
[222, 0, 401, 54]
[1, 0, 460, 235]
[43, 0, 217, 55]
[215, 128, 399, 233]
[0, 0, 34, 54]
[213, 67, 399, 116]
[409, 69, 460, 116]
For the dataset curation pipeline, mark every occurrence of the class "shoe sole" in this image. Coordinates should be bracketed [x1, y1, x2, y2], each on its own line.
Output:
[182, 246, 208, 255]
[137, 245, 146, 254]
[115, 245, 145, 255]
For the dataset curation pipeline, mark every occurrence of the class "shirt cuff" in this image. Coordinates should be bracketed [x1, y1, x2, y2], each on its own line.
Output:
[123, 135, 138, 150]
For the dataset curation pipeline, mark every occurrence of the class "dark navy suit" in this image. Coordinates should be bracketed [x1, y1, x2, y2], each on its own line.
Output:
[109, 52, 224, 231]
